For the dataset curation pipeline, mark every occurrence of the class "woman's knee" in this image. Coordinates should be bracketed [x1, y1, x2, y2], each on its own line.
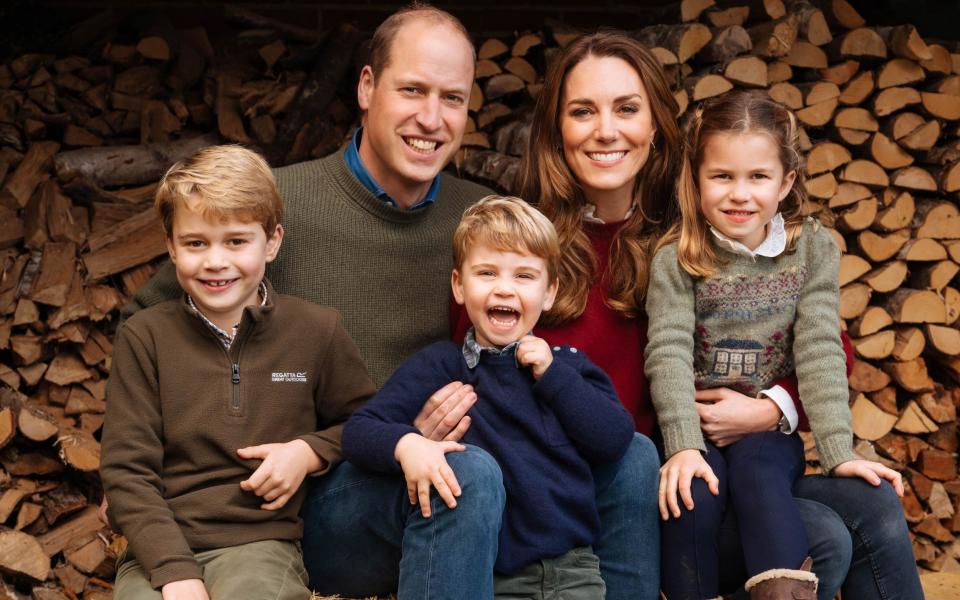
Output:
[598, 433, 659, 496]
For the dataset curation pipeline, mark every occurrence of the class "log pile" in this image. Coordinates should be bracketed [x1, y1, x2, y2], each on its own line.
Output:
[0, 1, 958, 595]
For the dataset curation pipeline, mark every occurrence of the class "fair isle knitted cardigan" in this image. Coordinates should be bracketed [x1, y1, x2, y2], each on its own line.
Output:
[122, 151, 493, 388]
[644, 221, 856, 471]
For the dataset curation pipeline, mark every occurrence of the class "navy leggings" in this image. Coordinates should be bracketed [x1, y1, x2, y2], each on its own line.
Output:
[660, 432, 808, 600]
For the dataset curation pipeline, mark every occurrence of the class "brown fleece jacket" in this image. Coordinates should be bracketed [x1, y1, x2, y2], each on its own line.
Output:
[100, 283, 375, 588]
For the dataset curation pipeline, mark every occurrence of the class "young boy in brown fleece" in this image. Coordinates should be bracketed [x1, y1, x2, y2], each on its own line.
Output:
[100, 145, 374, 600]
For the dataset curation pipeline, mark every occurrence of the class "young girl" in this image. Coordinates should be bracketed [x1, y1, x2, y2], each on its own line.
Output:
[645, 90, 904, 600]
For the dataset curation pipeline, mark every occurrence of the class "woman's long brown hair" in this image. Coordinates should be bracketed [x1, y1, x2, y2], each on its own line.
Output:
[520, 31, 681, 325]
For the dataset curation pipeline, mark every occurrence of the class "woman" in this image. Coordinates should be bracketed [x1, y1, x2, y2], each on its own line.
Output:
[519, 31, 921, 600]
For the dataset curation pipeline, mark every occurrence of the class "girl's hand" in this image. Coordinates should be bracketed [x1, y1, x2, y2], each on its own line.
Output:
[832, 459, 904, 497]
[517, 335, 554, 379]
[695, 388, 780, 446]
[658, 448, 720, 520]
[394, 433, 465, 517]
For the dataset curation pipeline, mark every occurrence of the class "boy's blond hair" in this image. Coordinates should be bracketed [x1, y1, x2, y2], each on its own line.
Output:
[453, 196, 560, 282]
[155, 145, 282, 237]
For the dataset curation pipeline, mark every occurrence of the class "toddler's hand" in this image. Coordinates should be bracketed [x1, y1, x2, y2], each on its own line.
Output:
[394, 433, 465, 518]
[832, 459, 904, 496]
[161, 579, 209, 600]
[517, 335, 554, 379]
[238, 439, 322, 510]
[658, 448, 720, 520]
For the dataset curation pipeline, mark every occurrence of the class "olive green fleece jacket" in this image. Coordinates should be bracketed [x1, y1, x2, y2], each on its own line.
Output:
[121, 150, 493, 387]
[645, 221, 856, 471]
[101, 284, 375, 588]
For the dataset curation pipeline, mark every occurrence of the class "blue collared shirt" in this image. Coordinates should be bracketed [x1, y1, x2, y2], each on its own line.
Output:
[344, 128, 441, 210]
[461, 327, 524, 369]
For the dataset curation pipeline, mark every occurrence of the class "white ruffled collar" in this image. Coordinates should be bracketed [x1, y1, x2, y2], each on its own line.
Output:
[710, 212, 786, 258]
[583, 202, 635, 224]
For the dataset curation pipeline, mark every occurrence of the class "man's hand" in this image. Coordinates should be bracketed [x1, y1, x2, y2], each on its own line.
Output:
[833, 459, 904, 497]
[161, 579, 209, 600]
[238, 439, 322, 510]
[394, 433, 465, 518]
[517, 335, 554, 380]
[695, 388, 781, 447]
[658, 448, 720, 520]
[414, 381, 477, 441]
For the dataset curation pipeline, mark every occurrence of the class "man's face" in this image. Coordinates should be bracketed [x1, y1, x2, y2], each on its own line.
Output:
[357, 19, 474, 208]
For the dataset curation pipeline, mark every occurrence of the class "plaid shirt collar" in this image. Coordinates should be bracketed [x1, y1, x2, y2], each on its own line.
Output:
[187, 280, 268, 349]
[461, 327, 524, 369]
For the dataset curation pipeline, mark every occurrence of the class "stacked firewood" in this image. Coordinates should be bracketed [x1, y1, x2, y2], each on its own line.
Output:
[0, 1, 958, 596]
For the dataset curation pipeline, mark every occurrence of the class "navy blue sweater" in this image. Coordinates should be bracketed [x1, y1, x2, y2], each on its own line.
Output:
[342, 340, 635, 574]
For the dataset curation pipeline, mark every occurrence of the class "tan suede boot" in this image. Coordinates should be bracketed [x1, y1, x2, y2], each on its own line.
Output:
[744, 557, 817, 600]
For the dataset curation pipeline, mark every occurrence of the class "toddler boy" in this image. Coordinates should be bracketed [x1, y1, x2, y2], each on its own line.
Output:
[342, 196, 634, 598]
[100, 145, 374, 599]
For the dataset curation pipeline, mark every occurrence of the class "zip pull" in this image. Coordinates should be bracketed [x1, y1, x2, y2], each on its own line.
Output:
[232, 363, 240, 384]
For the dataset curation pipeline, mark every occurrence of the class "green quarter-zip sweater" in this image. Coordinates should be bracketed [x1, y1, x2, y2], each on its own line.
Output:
[100, 282, 375, 588]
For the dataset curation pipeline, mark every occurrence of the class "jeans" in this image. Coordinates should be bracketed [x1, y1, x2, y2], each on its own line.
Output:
[594, 433, 661, 600]
[302, 433, 660, 600]
[717, 476, 922, 600]
[301, 445, 505, 600]
[795, 475, 924, 600]
[661, 434, 807, 599]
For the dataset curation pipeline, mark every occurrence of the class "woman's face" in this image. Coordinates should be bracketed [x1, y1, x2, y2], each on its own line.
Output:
[560, 55, 657, 211]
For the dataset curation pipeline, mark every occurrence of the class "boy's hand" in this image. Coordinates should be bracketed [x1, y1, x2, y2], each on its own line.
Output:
[658, 448, 720, 520]
[394, 433, 465, 518]
[517, 335, 553, 380]
[237, 439, 322, 510]
[161, 579, 209, 600]
[832, 459, 904, 497]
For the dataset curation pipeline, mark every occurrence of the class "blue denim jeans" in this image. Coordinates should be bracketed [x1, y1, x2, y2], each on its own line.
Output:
[302, 433, 660, 600]
[716, 476, 921, 600]
[795, 475, 923, 600]
[301, 445, 505, 599]
[593, 433, 661, 600]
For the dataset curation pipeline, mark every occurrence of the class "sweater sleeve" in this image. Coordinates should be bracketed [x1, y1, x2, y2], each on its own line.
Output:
[100, 324, 201, 589]
[644, 244, 706, 458]
[298, 313, 377, 475]
[533, 351, 635, 462]
[342, 345, 456, 473]
[793, 226, 857, 471]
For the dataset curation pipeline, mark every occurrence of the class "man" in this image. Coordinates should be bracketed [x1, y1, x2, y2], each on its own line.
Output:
[114, 4, 659, 599]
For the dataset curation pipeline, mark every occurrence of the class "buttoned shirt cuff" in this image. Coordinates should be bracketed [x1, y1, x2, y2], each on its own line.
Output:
[759, 385, 798, 434]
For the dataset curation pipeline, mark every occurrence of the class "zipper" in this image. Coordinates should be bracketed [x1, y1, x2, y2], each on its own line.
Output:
[231, 363, 241, 411]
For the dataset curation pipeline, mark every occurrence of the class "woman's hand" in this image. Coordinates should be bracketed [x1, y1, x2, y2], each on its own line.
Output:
[658, 448, 719, 520]
[833, 459, 904, 497]
[414, 381, 477, 442]
[695, 388, 781, 447]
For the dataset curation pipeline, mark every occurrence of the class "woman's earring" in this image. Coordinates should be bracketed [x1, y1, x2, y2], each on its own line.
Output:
[650, 138, 656, 150]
